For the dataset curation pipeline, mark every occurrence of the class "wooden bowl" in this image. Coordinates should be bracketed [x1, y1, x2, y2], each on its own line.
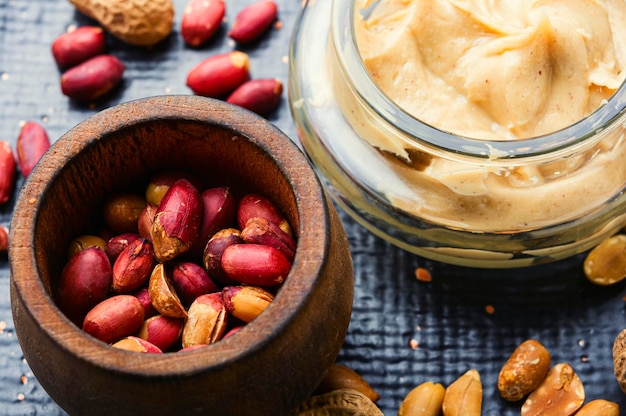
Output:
[9, 96, 354, 416]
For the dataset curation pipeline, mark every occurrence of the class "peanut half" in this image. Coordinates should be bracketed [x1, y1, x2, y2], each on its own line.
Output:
[584, 234, 626, 286]
[521, 363, 584, 416]
[398, 381, 445, 416]
[441, 369, 482, 416]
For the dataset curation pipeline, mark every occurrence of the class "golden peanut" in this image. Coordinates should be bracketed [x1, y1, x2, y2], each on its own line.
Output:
[442, 369, 482, 416]
[398, 381, 444, 416]
[315, 364, 380, 403]
[574, 399, 619, 416]
[521, 363, 584, 416]
[584, 234, 626, 286]
[498, 339, 551, 401]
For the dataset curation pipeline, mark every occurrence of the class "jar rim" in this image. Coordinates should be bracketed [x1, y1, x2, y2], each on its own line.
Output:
[332, 0, 626, 159]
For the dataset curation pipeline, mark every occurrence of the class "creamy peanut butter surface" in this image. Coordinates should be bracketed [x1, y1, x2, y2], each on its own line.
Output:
[355, 0, 626, 141]
[332, 0, 626, 232]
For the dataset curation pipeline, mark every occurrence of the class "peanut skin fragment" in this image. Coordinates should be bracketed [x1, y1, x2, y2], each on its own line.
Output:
[398, 381, 444, 416]
[442, 369, 482, 416]
[521, 363, 584, 416]
[497, 339, 551, 401]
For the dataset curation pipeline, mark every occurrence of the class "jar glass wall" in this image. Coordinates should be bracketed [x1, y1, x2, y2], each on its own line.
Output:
[288, 0, 626, 268]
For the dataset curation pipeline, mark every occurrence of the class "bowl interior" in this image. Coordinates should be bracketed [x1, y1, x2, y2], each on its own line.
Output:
[37, 117, 298, 299]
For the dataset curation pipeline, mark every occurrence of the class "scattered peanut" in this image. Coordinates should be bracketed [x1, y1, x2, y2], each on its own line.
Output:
[68, 0, 174, 46]
[521, 363, 584, 416]
[0, 140, 16, 204]
[227, 78, 283, 117]
[186, 51, 250, 98]
[397, 381, 444, 416]
[0, 225, 9, 256]
[441, 369, 482, 416]
[583, 234, 626, 286]
[497, 339, 551, 401]
[181, 0, 226, 47]
[229, 0, 278, 44]
[51, 26, 106, 68]
[60, 54, 125, 101]
[16, 121, 50, 178]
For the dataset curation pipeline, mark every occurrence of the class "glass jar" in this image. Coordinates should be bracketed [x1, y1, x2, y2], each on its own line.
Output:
[288, 0, 626, 268]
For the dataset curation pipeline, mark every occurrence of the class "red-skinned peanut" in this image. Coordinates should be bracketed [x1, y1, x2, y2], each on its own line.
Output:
[186, 51, 250, 98]
[0, 140, 16, 204]
[16, 121, 51, 178]
[151, 179, 203, 262]
[181, 0, 226, 47]
[221, 243, 291, 287]
[229, 0, 278, 44]
[51, 26, 106, 68]
[61, 54, 125, 101]
[82, 295, 145, 344]
[227, 78, 283, 117]
[56, 247, 112, 326]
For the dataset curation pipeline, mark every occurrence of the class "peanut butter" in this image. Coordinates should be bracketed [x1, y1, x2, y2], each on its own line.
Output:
[355, 0, 626, 141]
[334, 0, 626, 232]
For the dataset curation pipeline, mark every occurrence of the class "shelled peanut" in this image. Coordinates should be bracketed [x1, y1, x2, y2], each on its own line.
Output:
[54, 170, 296, 353]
